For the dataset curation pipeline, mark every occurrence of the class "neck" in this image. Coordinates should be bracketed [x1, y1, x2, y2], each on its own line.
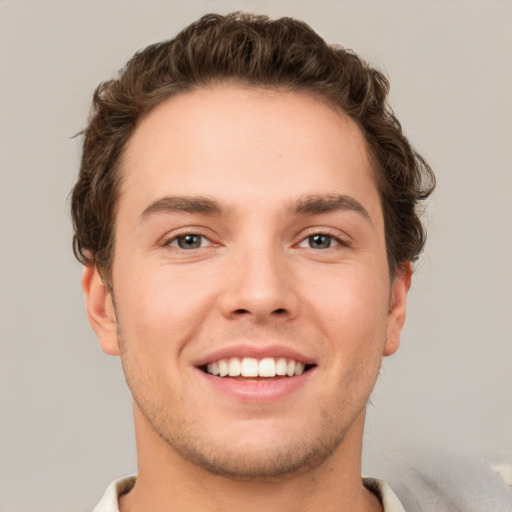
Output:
[120, 404, 382, 512]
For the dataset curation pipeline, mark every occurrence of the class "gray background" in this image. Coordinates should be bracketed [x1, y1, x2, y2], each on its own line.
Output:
[1, 1, 511, 511]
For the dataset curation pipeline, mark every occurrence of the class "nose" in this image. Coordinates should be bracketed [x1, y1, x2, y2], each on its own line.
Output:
[219, 244, 300, 323]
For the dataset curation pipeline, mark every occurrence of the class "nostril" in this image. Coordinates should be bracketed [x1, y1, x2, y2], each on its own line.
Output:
[229, 307, 290, 318]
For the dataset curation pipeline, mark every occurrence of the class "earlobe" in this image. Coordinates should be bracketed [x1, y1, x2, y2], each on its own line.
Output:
[384, 262, 412, 357]
[82, 265, 120, 356]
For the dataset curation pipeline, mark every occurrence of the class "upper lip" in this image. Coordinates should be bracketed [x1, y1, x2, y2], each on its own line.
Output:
[193, 343, 316, 367]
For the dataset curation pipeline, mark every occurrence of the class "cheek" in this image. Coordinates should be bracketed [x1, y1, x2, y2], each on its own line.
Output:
[114, 265, 218, 352]
[314, 274, 389, 405]
[303, 266, 390, 341]
[301, 266, 390, 397]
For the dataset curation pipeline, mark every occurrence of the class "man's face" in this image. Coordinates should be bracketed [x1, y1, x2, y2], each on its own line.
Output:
[86, 85, 410, 479]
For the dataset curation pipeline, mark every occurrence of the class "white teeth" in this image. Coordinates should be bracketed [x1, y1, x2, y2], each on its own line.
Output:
[228, 357, 241, 377]
[275, 357, 287, 376]
[204, 357, 310, 378]
[218, 359, 229, 377]
[241, 358, 259, 377]
[259, 358, 276, 377]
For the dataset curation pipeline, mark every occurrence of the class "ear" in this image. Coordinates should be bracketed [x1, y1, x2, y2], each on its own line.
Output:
[82, 265, 120, 356]
[384, 261, 412, 356]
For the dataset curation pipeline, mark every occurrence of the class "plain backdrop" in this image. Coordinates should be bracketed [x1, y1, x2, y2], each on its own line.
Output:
[1, 1, 511, 511]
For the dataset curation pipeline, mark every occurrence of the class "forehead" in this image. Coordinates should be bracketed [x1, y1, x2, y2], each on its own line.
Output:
[119, 85, 381, 221]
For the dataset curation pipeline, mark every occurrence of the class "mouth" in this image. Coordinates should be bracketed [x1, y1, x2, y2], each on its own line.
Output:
[195, 348, 317, 402]
[200, 357, 316, 379]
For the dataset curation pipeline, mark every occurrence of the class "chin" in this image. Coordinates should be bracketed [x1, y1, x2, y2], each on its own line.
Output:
[168, 435, 344, 482]
[142, 403, 353, 482]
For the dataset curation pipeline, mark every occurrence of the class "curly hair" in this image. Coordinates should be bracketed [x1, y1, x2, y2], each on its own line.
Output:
[71, 12, 435, 285]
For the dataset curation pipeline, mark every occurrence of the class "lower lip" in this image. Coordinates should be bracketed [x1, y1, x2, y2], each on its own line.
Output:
[197, 369, 314, 403]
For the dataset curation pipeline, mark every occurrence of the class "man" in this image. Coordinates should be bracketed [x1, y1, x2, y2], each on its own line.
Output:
[71, 12, 435, 512]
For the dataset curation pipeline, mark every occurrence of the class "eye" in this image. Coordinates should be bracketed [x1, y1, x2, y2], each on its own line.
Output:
[169, 234, 209, 250]
[299, 233, 341, 249]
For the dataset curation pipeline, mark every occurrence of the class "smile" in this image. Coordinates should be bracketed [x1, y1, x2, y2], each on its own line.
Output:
[203, 357, 314, 378]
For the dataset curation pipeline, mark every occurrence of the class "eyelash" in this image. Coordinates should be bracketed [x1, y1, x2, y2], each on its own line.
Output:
[297, 229, 349, 250]
[163, 229, 348, 251]
[164, 232, 213, 250]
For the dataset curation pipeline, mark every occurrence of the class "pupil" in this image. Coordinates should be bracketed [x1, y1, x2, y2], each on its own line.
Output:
[178, 234, 201, 249]
[310, 234, 331, 249]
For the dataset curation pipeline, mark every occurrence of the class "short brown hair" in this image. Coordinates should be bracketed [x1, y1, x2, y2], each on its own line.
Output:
[71, 12, 435, 285]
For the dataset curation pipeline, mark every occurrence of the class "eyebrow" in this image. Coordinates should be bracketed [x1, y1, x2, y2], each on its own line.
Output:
[138, 193, 372, 223]
[139, 196, 224, 221]
[287, 194, 372, 223]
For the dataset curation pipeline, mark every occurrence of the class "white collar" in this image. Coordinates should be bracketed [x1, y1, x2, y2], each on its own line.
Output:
[93, 475, 406, 512]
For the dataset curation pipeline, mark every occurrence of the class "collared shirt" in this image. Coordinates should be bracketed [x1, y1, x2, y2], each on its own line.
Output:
[92, 475, 406, 512]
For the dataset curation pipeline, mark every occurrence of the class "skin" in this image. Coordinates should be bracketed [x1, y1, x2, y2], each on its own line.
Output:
[83, 85, 411, 512]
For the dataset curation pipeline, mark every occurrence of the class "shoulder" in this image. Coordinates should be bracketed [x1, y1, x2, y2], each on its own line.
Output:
[92, 476, 136, 512]
[363, 477, 406, 512]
